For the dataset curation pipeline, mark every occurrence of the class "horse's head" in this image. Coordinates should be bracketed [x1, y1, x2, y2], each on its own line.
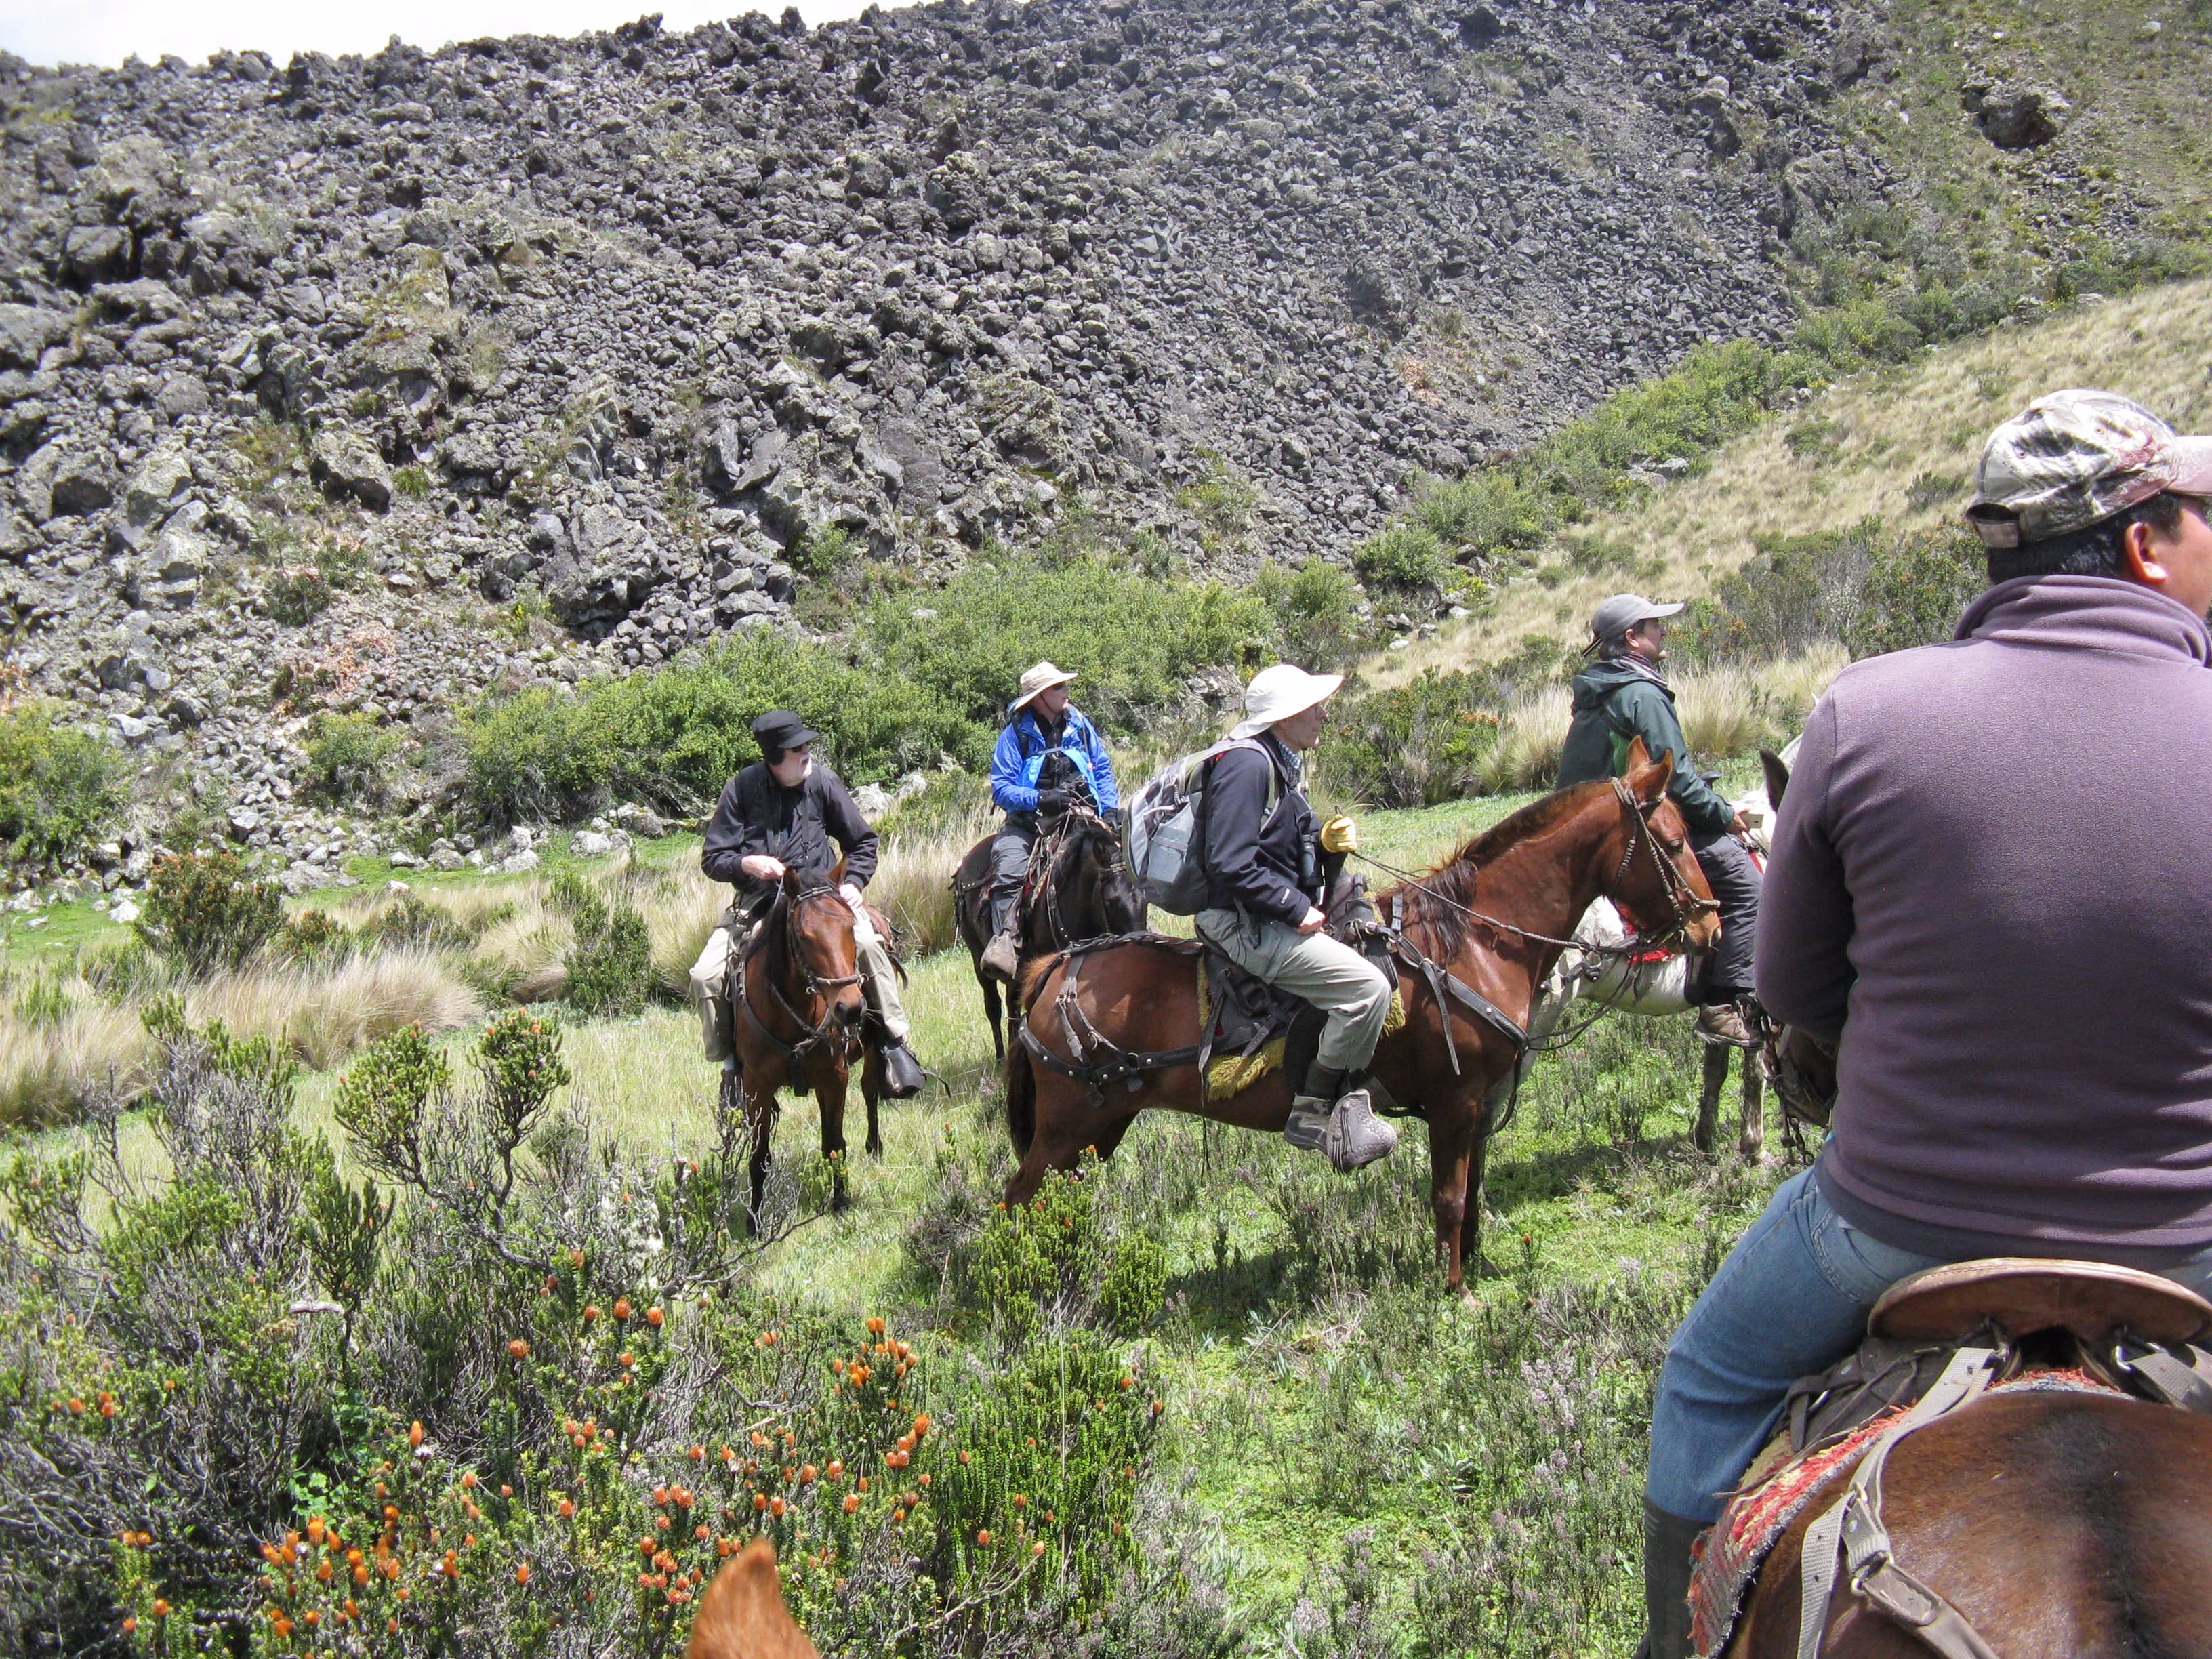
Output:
[1069, 811, 1147, 937]
[1606, 739, 1721, 953]
[781, 867, 867, 1029]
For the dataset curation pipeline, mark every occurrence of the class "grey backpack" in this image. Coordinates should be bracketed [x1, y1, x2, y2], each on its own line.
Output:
[1125, 739, 1279, 915]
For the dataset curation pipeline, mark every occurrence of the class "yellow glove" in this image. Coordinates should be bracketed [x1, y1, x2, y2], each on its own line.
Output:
[1319, 815, 1359, 855]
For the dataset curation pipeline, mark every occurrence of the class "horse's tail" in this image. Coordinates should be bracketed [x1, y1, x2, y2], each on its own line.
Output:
[1005, 1031, 1036, 1159]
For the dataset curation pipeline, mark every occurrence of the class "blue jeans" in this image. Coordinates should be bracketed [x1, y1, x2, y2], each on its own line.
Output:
[1645, 1166, 2212, 1523]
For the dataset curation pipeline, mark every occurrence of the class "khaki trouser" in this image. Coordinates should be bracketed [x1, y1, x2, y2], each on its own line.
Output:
[1194, 908, 1391, 1078]
[688, 906, 909, 1063]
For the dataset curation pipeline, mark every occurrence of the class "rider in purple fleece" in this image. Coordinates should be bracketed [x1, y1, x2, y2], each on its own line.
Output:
[1635, 388, 2212, 1659]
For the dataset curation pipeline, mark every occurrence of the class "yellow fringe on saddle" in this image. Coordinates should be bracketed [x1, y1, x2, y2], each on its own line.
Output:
[1195, 962, 1404, 1100]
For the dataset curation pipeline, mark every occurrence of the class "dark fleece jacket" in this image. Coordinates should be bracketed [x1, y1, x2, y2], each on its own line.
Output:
[1555, 656, 1734, 836]
[1759, 574, 2212, 1254]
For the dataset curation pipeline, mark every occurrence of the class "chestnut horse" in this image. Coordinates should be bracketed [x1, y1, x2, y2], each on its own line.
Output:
[1005, 746, 1719, 1292]
[1729, 1391, 2212, 1655]
[723, 867, 887, 1221]
[952, 800, 1148, 1060]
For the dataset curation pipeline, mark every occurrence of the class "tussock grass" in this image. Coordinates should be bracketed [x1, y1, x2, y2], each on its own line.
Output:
[1367, 279, 2212, 691]
[190, 947, 485, 1071]
[869, 802, 996, 959]
[0, 990, 149, 1128]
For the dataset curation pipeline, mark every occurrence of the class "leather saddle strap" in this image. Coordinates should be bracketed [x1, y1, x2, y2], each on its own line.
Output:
[2112, 1343, 2212, 1414]
[1795, 1345, 2001, 1659]
[1384, 893, 1528, 1078]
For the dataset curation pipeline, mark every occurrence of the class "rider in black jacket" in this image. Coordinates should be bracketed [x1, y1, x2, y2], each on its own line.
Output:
[689, 710, 924, 1097]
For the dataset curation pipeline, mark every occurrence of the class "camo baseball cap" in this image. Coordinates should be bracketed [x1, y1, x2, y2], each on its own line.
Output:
[1965, 388, 2212, 548]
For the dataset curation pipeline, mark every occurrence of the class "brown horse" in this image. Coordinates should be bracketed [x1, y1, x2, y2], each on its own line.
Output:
[1005, 745, 1719, 1292]
[952, 802, 1148, 1060]
[723, 867, 887, 1221]
[1729, 1391, 2212, 1655]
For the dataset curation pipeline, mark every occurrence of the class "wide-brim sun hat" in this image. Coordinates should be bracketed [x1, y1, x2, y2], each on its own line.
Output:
[1010, 660, 1078, 712]
[1231, 663, 1345, 739]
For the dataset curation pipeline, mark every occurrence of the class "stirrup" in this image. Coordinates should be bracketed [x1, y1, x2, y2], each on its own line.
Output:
[1321, 1089, 1397, 1172]
[980, 930, 1021, 982]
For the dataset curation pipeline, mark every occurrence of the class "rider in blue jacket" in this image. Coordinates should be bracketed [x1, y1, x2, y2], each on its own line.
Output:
[979, 661, 1120, 981]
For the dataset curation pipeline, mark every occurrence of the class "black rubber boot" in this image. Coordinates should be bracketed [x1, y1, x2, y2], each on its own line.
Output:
[1639, 1500, 1704, 1659]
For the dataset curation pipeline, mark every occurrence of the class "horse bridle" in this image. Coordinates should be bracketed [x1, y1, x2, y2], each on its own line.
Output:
[735, 883, 863, 1073]
[1023, 802, 1123, 954]
[1605, 775, 1720, 951]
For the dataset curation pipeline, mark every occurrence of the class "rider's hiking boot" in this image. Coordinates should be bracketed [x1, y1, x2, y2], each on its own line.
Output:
[1636, 1500, 1703, 1659]
[980, 929, 1021, 983]
[880, 1037, 926, 1099]
[1694, 999, 1757, 1049]
[1284, 1068, 1398, 1172]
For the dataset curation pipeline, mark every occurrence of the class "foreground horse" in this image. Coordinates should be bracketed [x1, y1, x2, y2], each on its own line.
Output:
[1006, 746, 1718, 1292]
[723, 867, 886, 1220]
[688, 1539, 816, 1659]
[952, 802, 1147, 1060]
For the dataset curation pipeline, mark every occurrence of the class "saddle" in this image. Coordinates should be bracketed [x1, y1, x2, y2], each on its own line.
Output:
[1690, 1258, 2212, 1659]
[1197, 876, 1401, 1101]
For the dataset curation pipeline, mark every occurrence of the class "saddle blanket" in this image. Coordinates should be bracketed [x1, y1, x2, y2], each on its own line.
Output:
[1687, 1367, 2118, 1658]
[1195, 951, 1404, 1101]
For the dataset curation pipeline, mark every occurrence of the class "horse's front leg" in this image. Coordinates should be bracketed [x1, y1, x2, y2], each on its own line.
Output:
[1427, 1104, 1477, 1296]
[814, 1058, 851, 1212]
[1694, 1044, 1729, 1155]
[743, 1071, 779, 1235]
[859, 1042, 885, 1160]
[1740, 1050, 1767, 1163]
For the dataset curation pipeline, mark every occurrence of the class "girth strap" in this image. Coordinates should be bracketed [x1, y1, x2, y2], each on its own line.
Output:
[1795, 1345, 2003, 1659]
[1383, 890, 1528, 1076]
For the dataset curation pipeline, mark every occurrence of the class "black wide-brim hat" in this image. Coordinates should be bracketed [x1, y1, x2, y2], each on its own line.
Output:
[751, 710, 820, 752]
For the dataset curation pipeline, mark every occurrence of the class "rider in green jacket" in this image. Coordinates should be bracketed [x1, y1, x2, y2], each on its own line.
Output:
[1556, 594, 1762, 1047]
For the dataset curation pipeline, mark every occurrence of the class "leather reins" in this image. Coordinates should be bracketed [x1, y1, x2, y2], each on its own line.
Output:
[733, 883, 864, 1080]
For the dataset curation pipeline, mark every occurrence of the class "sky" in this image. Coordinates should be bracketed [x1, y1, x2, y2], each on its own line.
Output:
[0, 0, 878, 71]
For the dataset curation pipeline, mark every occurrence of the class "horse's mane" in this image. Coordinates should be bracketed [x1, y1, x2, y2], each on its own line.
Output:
[1387, 779, 1610, 958]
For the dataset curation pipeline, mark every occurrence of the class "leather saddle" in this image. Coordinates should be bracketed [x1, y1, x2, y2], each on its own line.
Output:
[1201, 874, 1397, 1100]
[1781, 1257, 2212, 1453]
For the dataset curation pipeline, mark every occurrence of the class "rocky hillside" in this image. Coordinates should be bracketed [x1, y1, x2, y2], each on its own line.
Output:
[0, 0, 1900, 821]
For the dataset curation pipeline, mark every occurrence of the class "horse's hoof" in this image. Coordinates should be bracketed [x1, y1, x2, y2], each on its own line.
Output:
[865, 1136, 884, 1159]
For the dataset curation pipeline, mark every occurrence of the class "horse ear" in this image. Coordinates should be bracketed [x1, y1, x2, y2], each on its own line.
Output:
[781, 867, 802, 897]
[831, 855, 847, 886]
[1632, 746, 1676, 801]
[1624, 734, 1652, 770]
[686, 1539, 817, 1659]
[1759, 747, 1791, 810]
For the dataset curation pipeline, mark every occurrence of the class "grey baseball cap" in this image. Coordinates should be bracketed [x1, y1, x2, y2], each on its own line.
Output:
[1590, 593, 1685, 642]
[1966, 388, 2212, 548]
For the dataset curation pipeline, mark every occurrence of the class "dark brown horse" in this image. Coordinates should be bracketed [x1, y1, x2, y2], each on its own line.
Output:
[722, 867, 887, 1221]
[952, 802, 1148, 1060]
[1729, 1391, 2212, 1655]
[1004, 745, 1719, 1292]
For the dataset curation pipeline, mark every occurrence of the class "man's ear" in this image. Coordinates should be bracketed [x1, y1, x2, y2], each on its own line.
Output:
[2123, 519, 2172, 590]
[1624, 734, 1652, 770]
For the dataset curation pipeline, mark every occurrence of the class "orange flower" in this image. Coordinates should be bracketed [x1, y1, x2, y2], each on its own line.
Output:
[842, 1494, 859, 1513]
[516, 1563, 531, 1585]
[799, 1465, 817, 1485]
[409, 1421, 425, 1448]
[583, 1305, 600, 1323]
[688, 1446, 705, 1462]
[977, 1530, 991, 1546]
[507, 1339, 531, 1359]
[151, 1600, 169, 1618]
[461, 1472, 478, 1491]
[121, 1617, 137, 1635]
[827, 1460, 844, 1477]
[558, 1499, 575, 1518]
[612, 1298, 632, 1322]
[645, 1306, 665, 1328]
[912, 1413, 932, 1437]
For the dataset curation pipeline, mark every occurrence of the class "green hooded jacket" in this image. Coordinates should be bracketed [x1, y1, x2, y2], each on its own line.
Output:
[1554, 657, 1734, 836]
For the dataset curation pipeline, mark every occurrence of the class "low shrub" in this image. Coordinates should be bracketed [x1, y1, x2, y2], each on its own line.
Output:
[1253, 557, 1370, 672]
[264, 565, 335, 625]
[1676, 518, 1983, 665]
[302, 711, 405, 806]
[134, 849, 285, 975]
[1353, 523, 1449, 594]
[550, 870, 653, 1018]
[0, 1008, 1168, 1655]
[0, 703, 127, 868]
